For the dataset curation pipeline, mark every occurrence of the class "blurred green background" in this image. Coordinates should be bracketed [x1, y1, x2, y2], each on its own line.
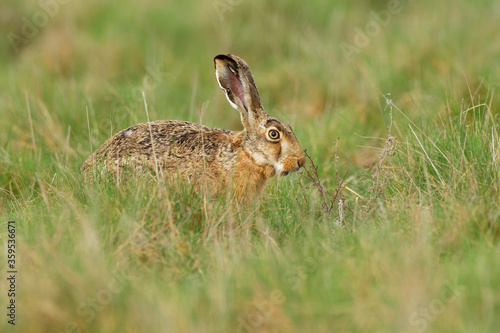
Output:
[1, 0, 499, 332]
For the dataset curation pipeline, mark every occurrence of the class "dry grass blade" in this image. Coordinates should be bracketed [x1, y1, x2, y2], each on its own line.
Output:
[296, 138, 349, 222]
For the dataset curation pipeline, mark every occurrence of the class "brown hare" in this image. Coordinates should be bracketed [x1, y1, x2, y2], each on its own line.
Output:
[82, 54, 306, 200]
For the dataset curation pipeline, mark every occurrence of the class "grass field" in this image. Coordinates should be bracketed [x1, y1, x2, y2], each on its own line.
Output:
[1, 0, 500, 332]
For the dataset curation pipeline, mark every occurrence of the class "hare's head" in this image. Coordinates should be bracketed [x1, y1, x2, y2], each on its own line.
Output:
[214, 53, 305, 176]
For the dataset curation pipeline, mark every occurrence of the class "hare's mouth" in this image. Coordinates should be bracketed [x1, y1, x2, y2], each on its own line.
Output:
[276, 162, 293, 176]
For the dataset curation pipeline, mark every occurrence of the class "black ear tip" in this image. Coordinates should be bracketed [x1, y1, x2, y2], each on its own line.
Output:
[214, 54, 239, 69]
[214, 54, 232, 61]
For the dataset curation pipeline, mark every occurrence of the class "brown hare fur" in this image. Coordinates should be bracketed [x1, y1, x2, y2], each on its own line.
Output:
[82, 54, 306, 200]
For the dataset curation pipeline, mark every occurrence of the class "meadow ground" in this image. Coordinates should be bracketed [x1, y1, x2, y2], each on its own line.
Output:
[1, 0, 499, 332]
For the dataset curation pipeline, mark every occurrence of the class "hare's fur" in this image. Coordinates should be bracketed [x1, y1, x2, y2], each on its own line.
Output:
[82, 54, 305, 200]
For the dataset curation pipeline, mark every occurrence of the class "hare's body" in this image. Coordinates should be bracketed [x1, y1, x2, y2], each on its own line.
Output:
[83, 120, 272, 196]
[82, 54, 305, 200]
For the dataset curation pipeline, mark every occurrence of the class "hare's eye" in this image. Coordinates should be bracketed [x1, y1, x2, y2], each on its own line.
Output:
[268, 129, 280, 140]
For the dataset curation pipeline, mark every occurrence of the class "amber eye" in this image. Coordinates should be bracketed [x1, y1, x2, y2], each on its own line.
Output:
[268, 129, 280, 140]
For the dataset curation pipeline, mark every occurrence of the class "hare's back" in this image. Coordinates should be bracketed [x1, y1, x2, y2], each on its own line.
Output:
[82, 119, 240, 180]
[112, 120, 213, 154]
[108, 120, 240, 163]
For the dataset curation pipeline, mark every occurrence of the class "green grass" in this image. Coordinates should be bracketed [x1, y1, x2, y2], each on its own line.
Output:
[1, 0, 500, 332]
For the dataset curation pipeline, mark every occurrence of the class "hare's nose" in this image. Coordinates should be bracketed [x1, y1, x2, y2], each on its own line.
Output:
[298, 156, 306, 168]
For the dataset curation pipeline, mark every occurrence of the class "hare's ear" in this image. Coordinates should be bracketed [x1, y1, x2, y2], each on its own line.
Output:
[214, 54, 267, 129]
